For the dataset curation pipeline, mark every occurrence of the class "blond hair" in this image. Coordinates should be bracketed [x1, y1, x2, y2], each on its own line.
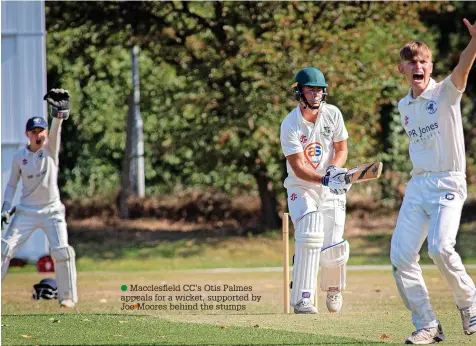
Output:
[399, 41, 432, 62]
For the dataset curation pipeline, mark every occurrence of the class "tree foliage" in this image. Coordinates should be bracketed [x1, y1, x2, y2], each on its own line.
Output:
[45, 1, 472, 226]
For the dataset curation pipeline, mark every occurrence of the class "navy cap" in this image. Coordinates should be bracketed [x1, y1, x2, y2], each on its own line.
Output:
[34, 278, 57, 289]
[26, 117, 48, 131]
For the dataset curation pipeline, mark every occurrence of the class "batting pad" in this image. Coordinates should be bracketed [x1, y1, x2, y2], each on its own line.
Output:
[291, 212, 324, 306]
[1, 239, 12, 281]
[320, 240, 349, 291]
[51, 246, 78, 303]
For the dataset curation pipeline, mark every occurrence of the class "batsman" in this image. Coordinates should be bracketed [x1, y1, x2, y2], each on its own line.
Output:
[280, 67, 352, 314]
[1, 89, 78, 308]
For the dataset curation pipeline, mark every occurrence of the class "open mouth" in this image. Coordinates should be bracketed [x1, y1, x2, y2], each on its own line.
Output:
[413, 72, 424, 81]
[36, 139, 42, 145]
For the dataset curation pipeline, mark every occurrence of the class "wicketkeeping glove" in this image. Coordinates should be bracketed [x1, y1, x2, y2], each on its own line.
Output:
[43, 89, 70, 120]
[1, 205, 15, 231]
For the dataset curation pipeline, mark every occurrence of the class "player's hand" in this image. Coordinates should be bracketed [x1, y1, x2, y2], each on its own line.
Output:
[322, 167, 352, 195]
[44, 89, 70, 120]
[326, 165, 338, 177]
[463, 18, 476, 38]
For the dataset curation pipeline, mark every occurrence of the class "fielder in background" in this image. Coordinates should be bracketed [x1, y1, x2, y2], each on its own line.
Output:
[391, 18, 476, 345]
[280, 67, 352, 314]
[1, 89, 78, 309]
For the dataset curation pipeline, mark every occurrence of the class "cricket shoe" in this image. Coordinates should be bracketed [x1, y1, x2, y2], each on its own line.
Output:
[293, 298, 317, 314]
[60, 299, 76, 308]
[326, 287, 342, 313]
[460, 299, 476, 335]
[405, 321, 445, 344]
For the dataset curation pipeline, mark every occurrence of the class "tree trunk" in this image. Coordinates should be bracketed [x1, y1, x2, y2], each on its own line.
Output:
[254, 169, 281, 230]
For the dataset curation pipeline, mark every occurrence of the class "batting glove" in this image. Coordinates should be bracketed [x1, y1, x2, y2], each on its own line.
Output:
[321, 167, 352, 195]
[44, 89, 70, 120]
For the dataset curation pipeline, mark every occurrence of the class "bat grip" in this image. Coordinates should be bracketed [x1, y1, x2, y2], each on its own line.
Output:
[344, 174, 352, 184]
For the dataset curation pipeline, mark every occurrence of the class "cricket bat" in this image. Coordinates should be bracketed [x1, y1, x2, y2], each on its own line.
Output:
[345, 162, 383, 184]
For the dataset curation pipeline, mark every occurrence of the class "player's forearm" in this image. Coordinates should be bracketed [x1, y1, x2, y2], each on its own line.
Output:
[459, 38, 476, 75]
[452, 37, 476, 90]
[2, 185, 16, 212]
[48, 118, 63, 156]
[292, 161, 323, 184]
[330, 149, 348, 168]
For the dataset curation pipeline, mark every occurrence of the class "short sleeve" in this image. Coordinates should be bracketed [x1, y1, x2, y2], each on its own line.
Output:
[332, 108, 349, 142]
[280, 116, 303, 157]
[442, 75, 464, 105]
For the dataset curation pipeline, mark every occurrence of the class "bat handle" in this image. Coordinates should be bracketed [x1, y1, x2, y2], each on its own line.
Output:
[344, 174, 352, 184]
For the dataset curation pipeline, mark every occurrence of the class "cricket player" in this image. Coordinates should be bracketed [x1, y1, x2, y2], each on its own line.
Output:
[1, 89, 78, 308]
[391, 18, 476, 344]
[280, 67, 352, 314]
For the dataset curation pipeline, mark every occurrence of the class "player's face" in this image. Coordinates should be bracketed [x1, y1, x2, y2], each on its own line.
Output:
[26, 127, 48, 151]
[302, 86, 324, 107]
[399, 54, 433, 93]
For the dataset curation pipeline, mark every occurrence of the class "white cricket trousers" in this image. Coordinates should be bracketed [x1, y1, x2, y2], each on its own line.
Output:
[390, 172, 476, 330]
[1, 201, 69, 279]
[287, 186, 346, 248]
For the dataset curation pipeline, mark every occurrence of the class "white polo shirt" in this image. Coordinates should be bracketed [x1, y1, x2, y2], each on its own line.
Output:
[3, 119, 63, 207]
[398, 76, 466, 176]
[280, 103, 349, 190]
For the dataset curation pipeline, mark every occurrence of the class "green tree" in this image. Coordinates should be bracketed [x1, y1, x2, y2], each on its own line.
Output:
[46, 1, 450, 228]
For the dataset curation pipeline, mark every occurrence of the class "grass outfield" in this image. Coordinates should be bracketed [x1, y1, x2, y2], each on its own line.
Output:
[2, 269, 476, 345]
[6, 216, 476, 273]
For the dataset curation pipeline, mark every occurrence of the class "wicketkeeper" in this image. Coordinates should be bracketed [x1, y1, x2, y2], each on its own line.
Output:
[1, 89, 78, 308]
[280, 67, 352, 314]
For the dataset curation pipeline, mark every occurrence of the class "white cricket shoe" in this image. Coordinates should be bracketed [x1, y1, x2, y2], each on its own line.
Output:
[293, 298, 317, 314]
[60, 299, 76, 308]
[326, 287, 342, 313]
[460, 299, 476, 335]
[405, 321, 445, 344]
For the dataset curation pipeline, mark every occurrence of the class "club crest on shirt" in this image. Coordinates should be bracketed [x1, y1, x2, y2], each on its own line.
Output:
[304, 142, 323, 169]
[321, 126, 332, 137]
[404, 115, 409, 126]
[290, 193, 297, 201]
[22, 159, 28, 165]
[300, 135, 307, 144]
[426, 101, 437, 114]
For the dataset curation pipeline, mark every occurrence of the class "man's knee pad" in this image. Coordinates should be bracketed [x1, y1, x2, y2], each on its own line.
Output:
[291, 212, 324, 306]
[320, 240, 349, 291]
[51, 246, 77, 303]
[1, 239, 13, 281]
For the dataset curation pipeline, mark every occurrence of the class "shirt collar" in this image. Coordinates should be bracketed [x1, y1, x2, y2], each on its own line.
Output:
[296, 103, 326, 124]
[402, 78, 437, 105]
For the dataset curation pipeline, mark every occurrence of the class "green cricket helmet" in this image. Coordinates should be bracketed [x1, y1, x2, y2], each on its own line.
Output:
[292, 67, 328, 107]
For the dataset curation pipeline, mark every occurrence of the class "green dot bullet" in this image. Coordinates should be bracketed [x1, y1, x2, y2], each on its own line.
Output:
[121, 285, 128, 292]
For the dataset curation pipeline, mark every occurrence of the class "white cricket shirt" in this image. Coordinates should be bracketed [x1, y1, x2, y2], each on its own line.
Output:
[3, 119, 63, 206]
[399, 76, 466, 176]
[280, 103, 349, 190]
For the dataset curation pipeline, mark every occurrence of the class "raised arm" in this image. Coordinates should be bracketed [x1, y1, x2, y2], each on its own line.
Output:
[48, 118, 63, 158]
[44, 89, 70, 160]
[451, 18, 476, 91]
